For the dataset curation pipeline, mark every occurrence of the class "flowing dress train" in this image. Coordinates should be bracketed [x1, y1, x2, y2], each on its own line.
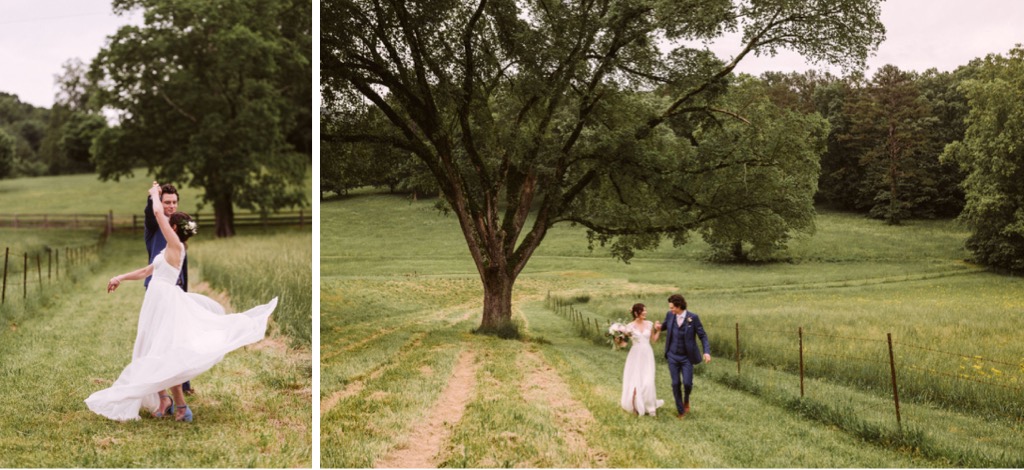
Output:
[85, 250, 276, 421]
[619, 320, 664, 416]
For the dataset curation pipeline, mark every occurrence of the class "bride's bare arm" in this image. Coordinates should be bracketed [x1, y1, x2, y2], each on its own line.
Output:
[651, 321, 661, 342]
[149, 183, 183, 266]
[107, 264, 156, 293]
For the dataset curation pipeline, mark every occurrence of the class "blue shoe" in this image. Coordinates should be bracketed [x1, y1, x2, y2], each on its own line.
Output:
[175, 405, 193, 423]
[154, 394, 174, 418]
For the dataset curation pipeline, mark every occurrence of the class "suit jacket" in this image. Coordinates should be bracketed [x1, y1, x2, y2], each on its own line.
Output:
[144, 196, 188, 291]
[661, 310, 710, 364]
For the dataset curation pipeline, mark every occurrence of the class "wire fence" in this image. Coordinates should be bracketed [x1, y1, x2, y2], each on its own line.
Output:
[1, 239, 104, 307]
[545, 293, 1024, 429]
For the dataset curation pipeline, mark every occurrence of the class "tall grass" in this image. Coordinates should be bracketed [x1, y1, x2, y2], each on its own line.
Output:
[191, 230, 312, 347]
[557, 272, 1024, 425]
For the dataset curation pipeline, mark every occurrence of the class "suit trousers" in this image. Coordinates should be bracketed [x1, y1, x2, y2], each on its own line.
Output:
[667, 354, 693, 414]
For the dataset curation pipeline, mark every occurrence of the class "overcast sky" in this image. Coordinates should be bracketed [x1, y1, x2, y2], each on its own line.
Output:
[2, 1, 1024, 109]
[0, 0, 142, 108]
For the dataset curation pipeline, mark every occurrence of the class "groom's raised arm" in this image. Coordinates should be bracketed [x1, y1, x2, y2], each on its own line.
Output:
[144, 196, 158, 245]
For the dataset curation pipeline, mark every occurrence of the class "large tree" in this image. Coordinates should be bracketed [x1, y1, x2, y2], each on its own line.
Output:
[942, 47, 1024, 272]
[696, 75, 827, 262]
[323, 0, 885, 331]
[90, 0, 311, 237]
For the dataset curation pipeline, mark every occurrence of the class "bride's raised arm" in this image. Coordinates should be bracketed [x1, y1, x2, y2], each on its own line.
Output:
[651, 320, 661, 343]
[149, 183, 183, 267]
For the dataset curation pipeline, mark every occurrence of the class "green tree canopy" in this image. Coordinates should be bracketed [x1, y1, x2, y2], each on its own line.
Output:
[942, 47, 1024, 271]
[694, 76, 826, 262]
[323, 0, 885, 331]
[0, 128, 14, 179]
[90, 0, 311, 237]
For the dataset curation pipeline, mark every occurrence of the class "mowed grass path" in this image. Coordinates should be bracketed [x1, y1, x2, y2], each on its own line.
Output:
[321, 191, 1024, 467]
[0, 234, 311, 468]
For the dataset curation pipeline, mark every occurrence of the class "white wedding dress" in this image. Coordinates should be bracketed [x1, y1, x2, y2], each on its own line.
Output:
[619, 320, 664, 416]
[85, 250, 277, 421]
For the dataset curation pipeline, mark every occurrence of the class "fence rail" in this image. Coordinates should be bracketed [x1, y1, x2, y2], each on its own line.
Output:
[0, 210, 309, 232]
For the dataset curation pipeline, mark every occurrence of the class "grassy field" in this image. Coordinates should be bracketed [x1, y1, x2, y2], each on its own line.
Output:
[321, 189, 1024, 468]
[0, 172, 312, 467]
[0, 168, 310, 225]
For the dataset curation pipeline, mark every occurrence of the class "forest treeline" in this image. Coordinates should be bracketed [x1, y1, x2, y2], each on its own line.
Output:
[0, 60, 104, 179]
[325, 62, 971, 223]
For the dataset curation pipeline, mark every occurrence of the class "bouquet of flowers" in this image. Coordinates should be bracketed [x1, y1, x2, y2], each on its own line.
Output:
[607, 321, 630, 350]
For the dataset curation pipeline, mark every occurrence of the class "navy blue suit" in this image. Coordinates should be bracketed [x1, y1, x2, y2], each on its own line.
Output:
[661, 310, 710, 414]
[144, 196, 191, 393]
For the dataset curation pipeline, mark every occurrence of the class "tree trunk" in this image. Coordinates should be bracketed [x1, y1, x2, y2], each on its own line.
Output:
[213, 195, 236, 238]
[732, 240, 746, 261]
[478, 267, 515, 333]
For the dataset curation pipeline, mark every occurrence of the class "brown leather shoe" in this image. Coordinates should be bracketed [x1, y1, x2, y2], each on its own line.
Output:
[683, 403, 691, 415]
[676, 412, 685, 419]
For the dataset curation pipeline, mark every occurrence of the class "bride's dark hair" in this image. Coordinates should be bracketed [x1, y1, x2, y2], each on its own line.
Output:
[631, 303, 645, 319]
[169, 212, 197, 242]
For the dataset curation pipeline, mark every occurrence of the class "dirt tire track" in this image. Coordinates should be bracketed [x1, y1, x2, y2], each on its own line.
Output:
[374, 350, 478, 468]
[321, 335, 425, 417]
[322, 300, 478, 362]
[519, 349, 605, 467]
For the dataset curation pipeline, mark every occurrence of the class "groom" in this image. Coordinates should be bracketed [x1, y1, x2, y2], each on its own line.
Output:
[144, 182, 193, 395]
[659, 294, 710, 418]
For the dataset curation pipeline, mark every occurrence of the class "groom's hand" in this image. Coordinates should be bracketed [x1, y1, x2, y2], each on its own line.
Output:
[703, 353, 711, 364]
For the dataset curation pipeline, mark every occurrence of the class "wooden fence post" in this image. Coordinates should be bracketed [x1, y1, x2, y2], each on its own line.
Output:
[55, 250, 59, 280]
[735, 322, 741, 376]
[887, 333, 902, 431]
[48, 251, 52, 281]
[23, 253, 28, 299]
[2, 247, 8, 304]
[36, 254, 41, 287]
[799, 327, 805, 398]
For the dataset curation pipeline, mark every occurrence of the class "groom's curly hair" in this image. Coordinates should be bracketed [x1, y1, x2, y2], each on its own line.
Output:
[169, 212, 197, 243]
[668, 294, 687, 310]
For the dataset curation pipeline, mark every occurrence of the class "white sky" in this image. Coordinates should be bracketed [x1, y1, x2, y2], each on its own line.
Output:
[0, 0, 142, 108]
[2, 1, 1024, 108]
[712, 0, 1024, 77]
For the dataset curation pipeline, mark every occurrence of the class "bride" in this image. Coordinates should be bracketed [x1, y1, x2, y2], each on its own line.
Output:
[620, 303, 664, 416]
[85, 183, 277, 422]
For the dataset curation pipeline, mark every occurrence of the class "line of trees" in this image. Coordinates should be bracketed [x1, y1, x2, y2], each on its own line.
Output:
[0, 64, 107, 180]
[325, 61, 979, 228]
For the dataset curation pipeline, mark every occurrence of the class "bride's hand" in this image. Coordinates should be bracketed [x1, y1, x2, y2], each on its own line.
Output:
[654, 321, 661, 330]
[107, 276, 121, 293]
[149, 182, 161, 199]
